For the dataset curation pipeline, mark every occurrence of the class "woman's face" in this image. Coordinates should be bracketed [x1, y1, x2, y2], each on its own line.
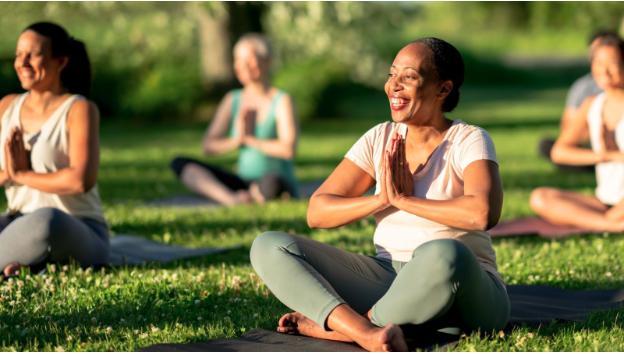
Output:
[384, 43, 446, 123]
[234, 41, 267, 85]
[14, 30, 65, 92]
[592, 45, 624, 90]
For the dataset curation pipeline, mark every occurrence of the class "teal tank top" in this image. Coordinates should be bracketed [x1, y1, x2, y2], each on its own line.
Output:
[229, 89, 299, 197]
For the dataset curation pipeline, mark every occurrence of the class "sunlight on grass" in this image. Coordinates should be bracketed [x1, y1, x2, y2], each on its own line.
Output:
[2, 85, 624, 351]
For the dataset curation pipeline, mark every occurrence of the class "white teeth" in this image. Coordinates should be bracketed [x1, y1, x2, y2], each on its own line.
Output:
[391, 98, 408, 105]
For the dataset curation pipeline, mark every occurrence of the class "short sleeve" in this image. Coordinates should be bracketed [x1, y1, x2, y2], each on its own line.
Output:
[345, 125, 380, 178]
[565, 74, 601, 109]
[457, 127, 497, 172]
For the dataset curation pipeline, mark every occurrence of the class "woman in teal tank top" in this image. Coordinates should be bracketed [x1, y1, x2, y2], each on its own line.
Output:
[171, 33, 299, 205]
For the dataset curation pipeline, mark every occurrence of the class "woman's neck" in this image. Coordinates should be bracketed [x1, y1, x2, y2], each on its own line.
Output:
[605, 86, 624, 102]
[243, 80, 271, 97]
[404, 112, 453, 146]
[28, 83, 70, 113]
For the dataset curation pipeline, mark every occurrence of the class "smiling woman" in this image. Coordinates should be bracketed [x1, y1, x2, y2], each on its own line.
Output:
[0, 22, 109, 277]
[250, 38, 509, 352]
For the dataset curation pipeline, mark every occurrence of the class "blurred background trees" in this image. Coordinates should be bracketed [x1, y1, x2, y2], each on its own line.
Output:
[0, 1, 623, 122]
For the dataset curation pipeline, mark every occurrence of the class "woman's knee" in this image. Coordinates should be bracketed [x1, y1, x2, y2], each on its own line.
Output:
[411, 239, 476, 281]
[257, 174, 291, 200]
[529, 187, 557, 213]
[250, 231, 300, 268]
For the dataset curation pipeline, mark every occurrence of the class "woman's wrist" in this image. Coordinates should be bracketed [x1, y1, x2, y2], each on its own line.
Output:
[12, 170, 30, 185]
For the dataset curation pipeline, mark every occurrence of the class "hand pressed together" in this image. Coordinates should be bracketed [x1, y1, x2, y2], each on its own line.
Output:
[4, 127, 31, 181]
[378, 132, 413, 208]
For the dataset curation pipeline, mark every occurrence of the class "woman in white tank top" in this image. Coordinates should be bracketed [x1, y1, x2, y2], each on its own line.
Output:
[0, 22, 109, 277]
[531, 34, 624, 231]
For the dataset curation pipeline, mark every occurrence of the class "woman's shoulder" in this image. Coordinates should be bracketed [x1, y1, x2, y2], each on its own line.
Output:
[448, 120, 494, 146]
[0, 94, 22, 121]
[67, 97, 100, 124]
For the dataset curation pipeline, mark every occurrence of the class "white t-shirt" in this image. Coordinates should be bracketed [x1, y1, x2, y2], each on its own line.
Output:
[345, 120, 503, 285]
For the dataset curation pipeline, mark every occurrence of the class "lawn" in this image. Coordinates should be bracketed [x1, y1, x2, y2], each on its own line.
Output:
[1, 83, 624, 351]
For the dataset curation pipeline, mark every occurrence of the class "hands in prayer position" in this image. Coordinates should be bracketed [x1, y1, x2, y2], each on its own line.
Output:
[3, 127, 31, 181]
[235, 106, 257, 147]
[379, 132, 414, 209]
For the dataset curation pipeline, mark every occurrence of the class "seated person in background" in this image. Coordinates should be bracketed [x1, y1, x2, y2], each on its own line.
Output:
[171, 33, 299, 205]
[538, 30, 618, 172]
[251, 38, 508, 352]
[531, 34, 624, 232]
[0, 22, 109, 276]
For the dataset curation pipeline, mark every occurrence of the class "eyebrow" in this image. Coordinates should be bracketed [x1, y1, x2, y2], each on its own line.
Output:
[391, 65, 418, 71]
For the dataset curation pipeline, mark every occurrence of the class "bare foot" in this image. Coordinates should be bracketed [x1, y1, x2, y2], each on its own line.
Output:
[248, 183, 266, 204]
[356, 324, 408, 352]
[3, 263, 25, 277]
[232, 190, 253, 205]
[277, 312, 353, 342]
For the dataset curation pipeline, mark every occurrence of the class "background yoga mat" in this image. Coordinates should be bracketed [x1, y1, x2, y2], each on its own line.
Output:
[145, 181, 375, 208]
[144, 181, 324, 208]
[138, 285, 624, 352]
[489, 217, 602, 238]
[108, 235, 238, 266]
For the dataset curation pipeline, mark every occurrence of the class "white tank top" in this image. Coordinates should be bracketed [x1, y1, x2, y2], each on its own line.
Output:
[0, 93, 108, 226]
[587, 92, 624, 205]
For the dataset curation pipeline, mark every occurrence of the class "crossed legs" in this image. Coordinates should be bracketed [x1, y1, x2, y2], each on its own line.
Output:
[250, 232, 509, 351]
[530, 187, 624, 231]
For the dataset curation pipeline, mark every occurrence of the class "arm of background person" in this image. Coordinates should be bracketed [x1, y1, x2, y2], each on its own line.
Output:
[307, 158, 387, 229]
[11, 100, 100, 195]
[560, 77, 591, 143]
[202, 92, 240, 155]
[551, 96, 624, 165]
[391, 160, 503, 231]
[0, 94, 19, 185]
[243, 94, 298, 160]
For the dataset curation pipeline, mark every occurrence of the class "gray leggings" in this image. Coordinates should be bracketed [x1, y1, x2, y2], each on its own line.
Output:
[0, 207, 110, 271]
[251, 232, 510, 333]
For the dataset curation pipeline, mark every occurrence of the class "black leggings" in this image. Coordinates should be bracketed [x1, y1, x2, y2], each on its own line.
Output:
[171, 157, 294, 200]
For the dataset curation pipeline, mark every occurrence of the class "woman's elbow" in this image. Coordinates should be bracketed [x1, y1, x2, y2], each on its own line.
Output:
[306, 208, 319, 229]
[470, 209, 498, 231]
[550, 144, 567, 164]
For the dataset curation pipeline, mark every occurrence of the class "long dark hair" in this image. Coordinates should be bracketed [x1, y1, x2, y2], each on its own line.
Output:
[24, 22, 92, 98]
[413, 38, 465, 113]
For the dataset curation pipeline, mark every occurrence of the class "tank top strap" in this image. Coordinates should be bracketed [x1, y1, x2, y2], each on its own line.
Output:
[48, 94, 84, 128]
[264, 90, 285, 126]
[3, 93, 29, 129]
[229, 89, 243, 137]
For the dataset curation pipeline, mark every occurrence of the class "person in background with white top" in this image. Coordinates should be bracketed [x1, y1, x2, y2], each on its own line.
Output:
[531, 34, 624, 232]
[250, 38, 508, 352]
[0, 22, 109, 277]
[538, 30, 617, 173]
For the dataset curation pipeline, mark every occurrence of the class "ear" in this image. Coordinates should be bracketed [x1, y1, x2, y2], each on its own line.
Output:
[58, 56, 70, 72]
[437, 80, 453, 100]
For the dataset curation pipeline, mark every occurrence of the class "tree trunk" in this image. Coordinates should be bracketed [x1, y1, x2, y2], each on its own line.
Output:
[197, 2, 233, 89]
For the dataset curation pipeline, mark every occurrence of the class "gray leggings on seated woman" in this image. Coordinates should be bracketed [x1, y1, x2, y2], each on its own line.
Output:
[0, 207, 110, 271]
[251, 232, 509, 333]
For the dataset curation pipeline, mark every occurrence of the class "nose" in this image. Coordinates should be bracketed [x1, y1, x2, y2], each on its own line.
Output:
[388, 77, 403, 92]
[15, 54, 30, 68]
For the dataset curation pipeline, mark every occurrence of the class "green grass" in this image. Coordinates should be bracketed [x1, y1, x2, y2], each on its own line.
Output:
[2, 84, 624, 351]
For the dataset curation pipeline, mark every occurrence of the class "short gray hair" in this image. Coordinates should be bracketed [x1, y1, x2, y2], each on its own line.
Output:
[234, 33, 272, 60]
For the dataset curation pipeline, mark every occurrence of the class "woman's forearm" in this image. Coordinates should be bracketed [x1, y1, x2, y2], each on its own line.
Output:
[551, 145, 603, 165]
[203, 138, 240, 155]
[13, 169, 93, 195]
[394, 195, 495, 231]
[307, 194, 386, 229]
[245, 137, 294, 160]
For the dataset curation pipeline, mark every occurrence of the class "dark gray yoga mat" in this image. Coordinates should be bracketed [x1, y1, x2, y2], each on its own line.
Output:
[138, 285, 624, 352]
[108, 235, 237, 266]
[489, 217, 602, 239]
[145, 181, 327, 208]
